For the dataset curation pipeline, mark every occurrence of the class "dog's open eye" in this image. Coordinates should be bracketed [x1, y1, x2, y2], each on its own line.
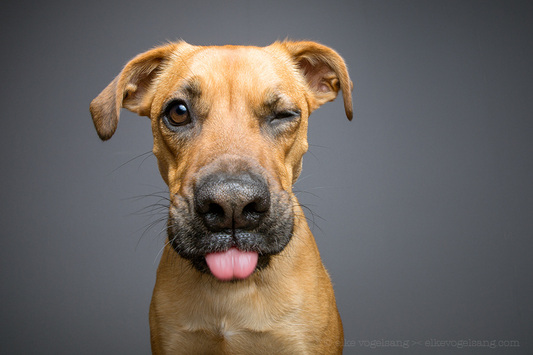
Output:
[164, 101, 191, 127]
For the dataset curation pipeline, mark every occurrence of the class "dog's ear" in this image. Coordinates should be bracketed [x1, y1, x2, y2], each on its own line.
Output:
[282, 41, 353, 120]
[90, 42, 187, 141]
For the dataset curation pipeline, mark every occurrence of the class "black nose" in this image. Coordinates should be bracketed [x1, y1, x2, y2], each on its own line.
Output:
[194, 172, 270, 231]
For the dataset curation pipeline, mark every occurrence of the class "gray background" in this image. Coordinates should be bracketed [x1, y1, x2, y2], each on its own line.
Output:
[1, 0, 531, 354]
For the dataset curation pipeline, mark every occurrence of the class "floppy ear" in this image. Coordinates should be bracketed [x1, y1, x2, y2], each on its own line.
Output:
[90, 42, 185, 141]
[282, 41, 353, 120]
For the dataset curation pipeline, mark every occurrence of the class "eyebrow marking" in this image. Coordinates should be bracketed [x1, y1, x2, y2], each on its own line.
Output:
[183, 77, 211, 117]
[183, 76, 202, 99]
[263, 91, 282, 111]
[259, 89, 299, 118]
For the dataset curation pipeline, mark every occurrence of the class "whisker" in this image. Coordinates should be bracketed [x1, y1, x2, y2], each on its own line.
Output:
[155, 238, 173, 264]
[107, 150, 154, 175]
[288, 192, 325, 234]
[122, 187, 172, 252]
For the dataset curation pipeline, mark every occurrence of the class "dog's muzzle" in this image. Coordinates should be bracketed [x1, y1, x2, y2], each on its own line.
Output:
[167, 169, 294, 281]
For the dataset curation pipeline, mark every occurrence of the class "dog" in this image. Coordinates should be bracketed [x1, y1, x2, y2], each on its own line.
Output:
[90, 40, 352, 354]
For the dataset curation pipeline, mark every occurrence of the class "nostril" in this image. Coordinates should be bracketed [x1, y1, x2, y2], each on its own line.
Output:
[206, 203, 224, 217]
[242, 202, 259, 218]
[239, 196, 269, 229]
[200, 202, 229, 231]
[202, 202, 226, 224]
[242, 200, 267, 216]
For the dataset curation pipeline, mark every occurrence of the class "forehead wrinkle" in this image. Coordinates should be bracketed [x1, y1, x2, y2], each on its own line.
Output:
[184, 47, 297, 119]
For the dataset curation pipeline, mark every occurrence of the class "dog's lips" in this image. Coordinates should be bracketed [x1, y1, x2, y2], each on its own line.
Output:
[205, 248, 259, 281]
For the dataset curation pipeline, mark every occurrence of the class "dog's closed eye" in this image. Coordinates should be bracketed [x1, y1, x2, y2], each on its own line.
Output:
[271, 109, 301, 121]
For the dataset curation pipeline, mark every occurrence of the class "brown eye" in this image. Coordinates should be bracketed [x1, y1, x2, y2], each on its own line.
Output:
[165, 101, 191, 126]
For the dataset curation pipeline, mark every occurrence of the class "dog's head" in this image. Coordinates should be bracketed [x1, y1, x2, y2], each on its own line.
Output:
[91, 41, 352, 281]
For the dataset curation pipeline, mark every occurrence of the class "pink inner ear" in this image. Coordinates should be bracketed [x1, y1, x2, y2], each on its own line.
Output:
[317, 81, 330, 93]
[298, 58, 336, 94]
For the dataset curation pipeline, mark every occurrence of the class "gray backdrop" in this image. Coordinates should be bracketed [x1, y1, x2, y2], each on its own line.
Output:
[1, 0, 532, 354]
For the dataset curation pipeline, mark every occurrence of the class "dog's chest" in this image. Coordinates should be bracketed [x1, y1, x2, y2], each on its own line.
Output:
[159, 285, 309, 353]
[171, 318, 307, 354]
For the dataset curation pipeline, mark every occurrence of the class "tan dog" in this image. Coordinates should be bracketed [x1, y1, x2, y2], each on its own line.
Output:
[91, 40, 352, 354]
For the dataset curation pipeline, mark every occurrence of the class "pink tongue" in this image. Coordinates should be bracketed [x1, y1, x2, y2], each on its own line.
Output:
[205, 248, 259, 281]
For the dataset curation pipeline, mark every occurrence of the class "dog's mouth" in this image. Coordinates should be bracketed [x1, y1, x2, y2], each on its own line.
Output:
[167, 219, 292, 281]
[166, 166, 294, 281]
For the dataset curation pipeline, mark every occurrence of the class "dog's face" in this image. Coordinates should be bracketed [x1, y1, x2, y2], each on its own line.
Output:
[91, 41, 352, 281]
